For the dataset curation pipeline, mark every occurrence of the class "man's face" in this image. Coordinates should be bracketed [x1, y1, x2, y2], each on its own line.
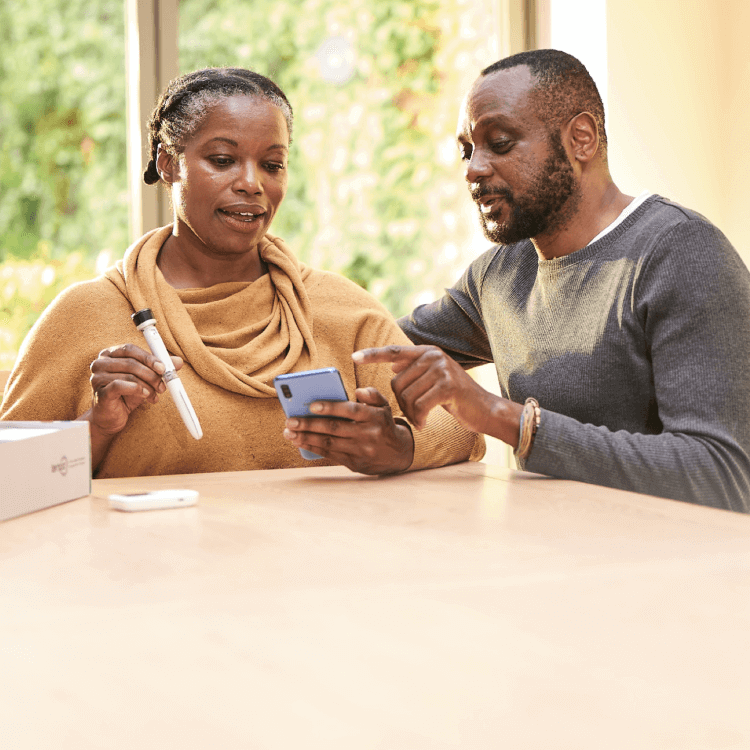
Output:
[457, 66, 580, 245]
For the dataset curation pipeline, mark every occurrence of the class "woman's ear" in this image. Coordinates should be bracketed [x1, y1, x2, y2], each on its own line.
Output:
[156, 143, 178, 184]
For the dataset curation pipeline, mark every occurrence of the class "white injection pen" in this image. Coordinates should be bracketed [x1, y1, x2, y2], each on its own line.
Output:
[131, 308, 203, 440]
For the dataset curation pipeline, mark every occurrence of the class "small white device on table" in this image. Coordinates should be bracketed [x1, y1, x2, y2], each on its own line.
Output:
[108, 489, 199, 512]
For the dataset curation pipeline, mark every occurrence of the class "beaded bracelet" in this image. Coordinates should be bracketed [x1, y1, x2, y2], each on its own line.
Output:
[515, 397, 541, 461]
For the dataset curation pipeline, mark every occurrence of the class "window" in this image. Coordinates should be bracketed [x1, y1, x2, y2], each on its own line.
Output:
[0, 1, 531, 369]
[0, 0, 127, 368]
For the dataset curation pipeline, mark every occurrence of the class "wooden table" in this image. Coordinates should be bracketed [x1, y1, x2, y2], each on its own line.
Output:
[2, 462, 749, 749]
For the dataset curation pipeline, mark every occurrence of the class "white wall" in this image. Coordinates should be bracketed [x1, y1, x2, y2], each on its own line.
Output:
[723, 0, 750, 265]
[606, 0, 750, 264]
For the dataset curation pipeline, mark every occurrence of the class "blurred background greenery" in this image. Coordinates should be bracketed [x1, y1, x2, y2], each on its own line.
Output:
[0, 0, 497, 370]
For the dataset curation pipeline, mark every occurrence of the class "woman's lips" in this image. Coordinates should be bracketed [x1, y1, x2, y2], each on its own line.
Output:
[218, 208, 267, 229]
[219, 208, 264, 221]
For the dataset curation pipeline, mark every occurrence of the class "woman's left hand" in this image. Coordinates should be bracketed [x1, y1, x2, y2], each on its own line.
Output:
[282, 386, 414, 474]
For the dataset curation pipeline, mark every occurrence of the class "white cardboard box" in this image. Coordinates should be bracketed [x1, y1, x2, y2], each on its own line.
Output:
[0, 421, 91, 522]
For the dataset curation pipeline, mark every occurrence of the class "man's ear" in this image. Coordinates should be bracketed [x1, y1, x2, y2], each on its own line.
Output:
[156, 143, 179, 183]
[565, 112, 600, 163]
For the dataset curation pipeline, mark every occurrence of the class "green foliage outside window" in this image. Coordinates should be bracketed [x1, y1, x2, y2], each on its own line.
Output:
[0, 0, 128, 260]
[0, 0, 127, 367]
[0, 0, 496, 370]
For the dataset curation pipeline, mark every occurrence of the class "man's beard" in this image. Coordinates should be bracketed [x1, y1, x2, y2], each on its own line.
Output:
[473, 130, 581, 245]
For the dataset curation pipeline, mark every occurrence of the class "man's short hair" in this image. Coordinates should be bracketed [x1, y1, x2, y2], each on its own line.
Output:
[482, 49, 607, 156]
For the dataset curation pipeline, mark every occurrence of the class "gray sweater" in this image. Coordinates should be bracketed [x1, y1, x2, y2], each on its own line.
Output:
[399, 195, 750, 512]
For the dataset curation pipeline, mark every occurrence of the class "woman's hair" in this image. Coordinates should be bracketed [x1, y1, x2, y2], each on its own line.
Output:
[143, 67, 293, 185]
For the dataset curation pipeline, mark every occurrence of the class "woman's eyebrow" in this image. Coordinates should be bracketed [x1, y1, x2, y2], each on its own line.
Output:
[205, 136, 238, 147]
[203, 137, 288, 152]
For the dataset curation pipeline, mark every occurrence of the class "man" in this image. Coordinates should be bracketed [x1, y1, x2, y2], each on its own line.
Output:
[346, 49, 750, 511]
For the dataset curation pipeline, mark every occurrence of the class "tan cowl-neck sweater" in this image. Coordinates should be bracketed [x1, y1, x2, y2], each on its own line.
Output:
[1, 227, 484, 477]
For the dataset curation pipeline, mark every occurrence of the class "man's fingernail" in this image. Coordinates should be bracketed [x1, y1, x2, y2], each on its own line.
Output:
[310, 402, 323, 413]
[142, 388, 149, 396]
[154, 361, 165, 373]
[287, 418, 299, 428]
[283, 429, 295, 439]
[351, 351, 364, 362]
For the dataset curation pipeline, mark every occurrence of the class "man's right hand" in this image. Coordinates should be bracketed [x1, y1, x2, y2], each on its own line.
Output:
[352, 344, 521, 446]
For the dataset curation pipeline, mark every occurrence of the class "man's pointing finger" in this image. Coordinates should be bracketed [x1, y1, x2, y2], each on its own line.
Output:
[352, 345, 426, 369]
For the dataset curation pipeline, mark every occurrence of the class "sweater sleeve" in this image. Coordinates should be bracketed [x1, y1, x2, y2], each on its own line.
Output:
[0, 278, 135, 424]
[398, 248, 498, 369]
[526, 220, 750, 512]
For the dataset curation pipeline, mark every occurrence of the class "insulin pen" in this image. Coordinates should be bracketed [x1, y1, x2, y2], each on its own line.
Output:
[131, 308, 203, 440]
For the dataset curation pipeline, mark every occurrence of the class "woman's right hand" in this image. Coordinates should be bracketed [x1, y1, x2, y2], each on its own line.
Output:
[82, 345, 183, 467]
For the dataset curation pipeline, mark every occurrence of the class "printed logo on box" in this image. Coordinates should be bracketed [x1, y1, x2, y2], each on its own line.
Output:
[51, 456, 87, 477]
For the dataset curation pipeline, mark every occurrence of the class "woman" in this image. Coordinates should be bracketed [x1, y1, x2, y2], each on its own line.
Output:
[0, 68, 483, 478]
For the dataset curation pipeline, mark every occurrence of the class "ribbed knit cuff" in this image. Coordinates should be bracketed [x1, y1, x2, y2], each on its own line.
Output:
[404, 409, 486, 471]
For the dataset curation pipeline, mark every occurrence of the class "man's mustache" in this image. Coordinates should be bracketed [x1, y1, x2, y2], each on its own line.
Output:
[470, 185, 514, 203]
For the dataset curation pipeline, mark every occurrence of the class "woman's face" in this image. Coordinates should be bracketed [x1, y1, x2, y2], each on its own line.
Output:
[159, 95, 289, 260]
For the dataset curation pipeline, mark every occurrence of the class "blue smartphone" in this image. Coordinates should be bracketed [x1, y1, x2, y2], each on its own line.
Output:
[273, 367, 350, 460]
